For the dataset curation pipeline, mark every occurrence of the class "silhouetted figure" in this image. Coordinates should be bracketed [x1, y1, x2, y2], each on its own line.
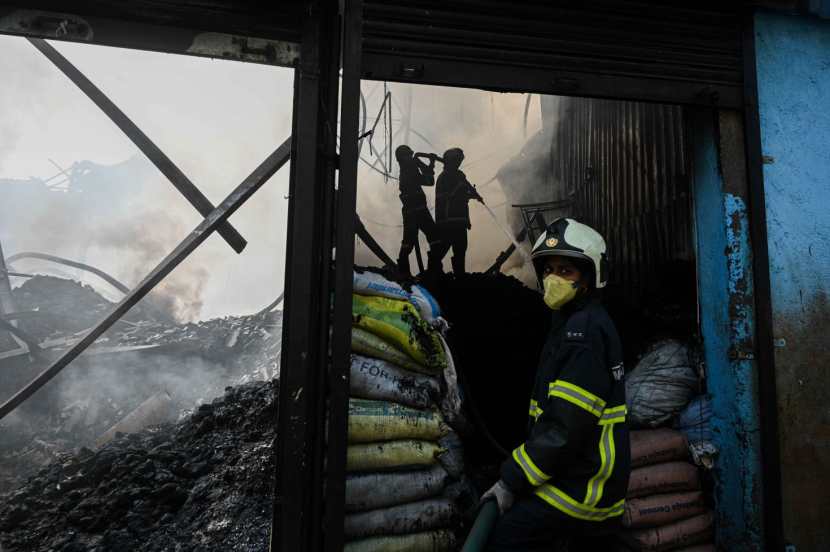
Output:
[434, 147, 483, 275]
[395, 145, 441, 277]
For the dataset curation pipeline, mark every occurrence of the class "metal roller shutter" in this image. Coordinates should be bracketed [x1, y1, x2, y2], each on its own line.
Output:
[361, 0, 743, 107]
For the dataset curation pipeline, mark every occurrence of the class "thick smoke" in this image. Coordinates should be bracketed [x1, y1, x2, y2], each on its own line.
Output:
[0, 37, 52, 173]
[1, 157, 209, 323]
[353, 82, 549, 286]
[0, 39, 294, 495]
[0, 35, 293, 322]
[92, 207, 209, 323]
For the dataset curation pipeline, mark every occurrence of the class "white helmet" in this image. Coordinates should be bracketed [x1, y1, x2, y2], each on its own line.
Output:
[530, 218, 608, 289]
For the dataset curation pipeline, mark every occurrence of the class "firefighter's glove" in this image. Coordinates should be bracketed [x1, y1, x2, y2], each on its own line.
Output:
[480, 480, 514, 515]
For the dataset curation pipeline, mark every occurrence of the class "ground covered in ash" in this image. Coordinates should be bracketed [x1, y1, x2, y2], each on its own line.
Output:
[1, 275, 281, 494]
[0, 379, 277, 552]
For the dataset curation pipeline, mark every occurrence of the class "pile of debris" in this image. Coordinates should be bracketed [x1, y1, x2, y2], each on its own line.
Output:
[1, 275, 281, 495]
[11, 275, 164, 341]
[0, 379, 277, 552]
[10, 275, 281, 381]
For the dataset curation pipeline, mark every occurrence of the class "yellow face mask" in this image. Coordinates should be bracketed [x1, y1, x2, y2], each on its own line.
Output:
[543, 274, 579, 310]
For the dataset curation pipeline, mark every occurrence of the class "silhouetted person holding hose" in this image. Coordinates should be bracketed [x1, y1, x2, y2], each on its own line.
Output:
[434, 147, 483, 275]
[395, 145, 441, 278]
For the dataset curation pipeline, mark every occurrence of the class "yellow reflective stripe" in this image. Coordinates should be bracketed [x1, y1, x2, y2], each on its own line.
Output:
[584, 423, 617, 506]
[598, 404, 627, 425]
[528, 399, 544, 421]
[548, 380, 606, 417]
[534, 483, 625, 521]
[512, 444, 550, 486]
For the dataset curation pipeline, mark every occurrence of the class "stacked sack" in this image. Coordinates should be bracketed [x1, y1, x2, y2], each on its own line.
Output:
[345, 270, 465, 552]
[620, 429, 715, 552]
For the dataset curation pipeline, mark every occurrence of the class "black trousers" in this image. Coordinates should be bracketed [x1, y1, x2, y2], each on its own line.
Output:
[398, 206, 439, 275]
[433, 222, 468, 275]
[486, 495, 621, 552]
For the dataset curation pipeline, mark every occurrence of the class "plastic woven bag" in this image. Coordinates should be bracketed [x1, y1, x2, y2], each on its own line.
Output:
[348, 399, 448, 443]
[352, 295, 447, 372]
[626, 339, 700, 428]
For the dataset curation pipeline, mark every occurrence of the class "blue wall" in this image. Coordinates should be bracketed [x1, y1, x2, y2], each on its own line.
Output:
[755, 12, 830, 551]
[692, 110, 763, 551]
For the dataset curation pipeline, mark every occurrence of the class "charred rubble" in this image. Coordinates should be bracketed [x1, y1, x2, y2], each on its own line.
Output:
[1, 276, 281, 495]
[0, 379, 277, 552]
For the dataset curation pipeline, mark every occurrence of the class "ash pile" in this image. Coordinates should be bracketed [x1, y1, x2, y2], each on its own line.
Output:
[0, 379, 277, 552]
[0, 275, 282, 495]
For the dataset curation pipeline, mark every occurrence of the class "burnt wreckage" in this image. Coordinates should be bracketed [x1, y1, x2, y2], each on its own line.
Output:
[0, 274, 282, 496]
[0, 0, 803, 549]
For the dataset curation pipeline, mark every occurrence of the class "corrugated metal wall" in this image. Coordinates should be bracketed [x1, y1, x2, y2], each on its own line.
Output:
[544, 96, 694, 306]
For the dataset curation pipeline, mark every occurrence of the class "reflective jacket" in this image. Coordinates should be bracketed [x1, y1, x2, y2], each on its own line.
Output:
[500, 297, 630, 522]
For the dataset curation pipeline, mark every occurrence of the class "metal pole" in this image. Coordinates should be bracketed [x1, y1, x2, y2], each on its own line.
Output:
[324, 0, 363, 549]
[273, 0, 339, 547]
[354, 216, 397, 269]
[0, 317, 43, 359]
[0, 240, 16, 317]
[256, 292, 285, 316]
[0, 137, 291, 422]
[27, 38, 248, 254]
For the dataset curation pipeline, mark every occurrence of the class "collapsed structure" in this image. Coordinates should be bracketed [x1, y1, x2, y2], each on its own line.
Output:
[0, 275, 281, 496]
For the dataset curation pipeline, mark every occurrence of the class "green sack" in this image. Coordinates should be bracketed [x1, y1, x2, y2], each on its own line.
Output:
[348, 399, 448, 444]
[351, 328, 435, 375]
[347, 440, 443, 473]
[352, 294, 447, 372]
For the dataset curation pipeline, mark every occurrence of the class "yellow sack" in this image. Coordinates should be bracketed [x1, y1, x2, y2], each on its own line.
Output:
[345, 530, 456, 552]
[347, 440, 443, 472]
[352, 294, 447, 372]
[351, 328, 435, 376]
[348, 399, 448, 444]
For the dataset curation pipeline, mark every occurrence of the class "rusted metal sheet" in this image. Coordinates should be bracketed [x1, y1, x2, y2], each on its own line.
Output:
[545, 96, 694, 310]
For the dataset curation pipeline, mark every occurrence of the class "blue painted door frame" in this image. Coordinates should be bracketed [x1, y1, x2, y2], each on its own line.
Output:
[691, 108, 764, 550]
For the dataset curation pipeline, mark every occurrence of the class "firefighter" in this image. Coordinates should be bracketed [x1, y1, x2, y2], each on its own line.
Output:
[434, 147, 483, 275]
[482, 218, 630, 552]
[395, 145, 441, 278]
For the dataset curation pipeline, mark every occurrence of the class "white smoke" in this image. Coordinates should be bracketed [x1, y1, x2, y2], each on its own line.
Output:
[354, 82, 546, 284]
[0, 35, 294, 321]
